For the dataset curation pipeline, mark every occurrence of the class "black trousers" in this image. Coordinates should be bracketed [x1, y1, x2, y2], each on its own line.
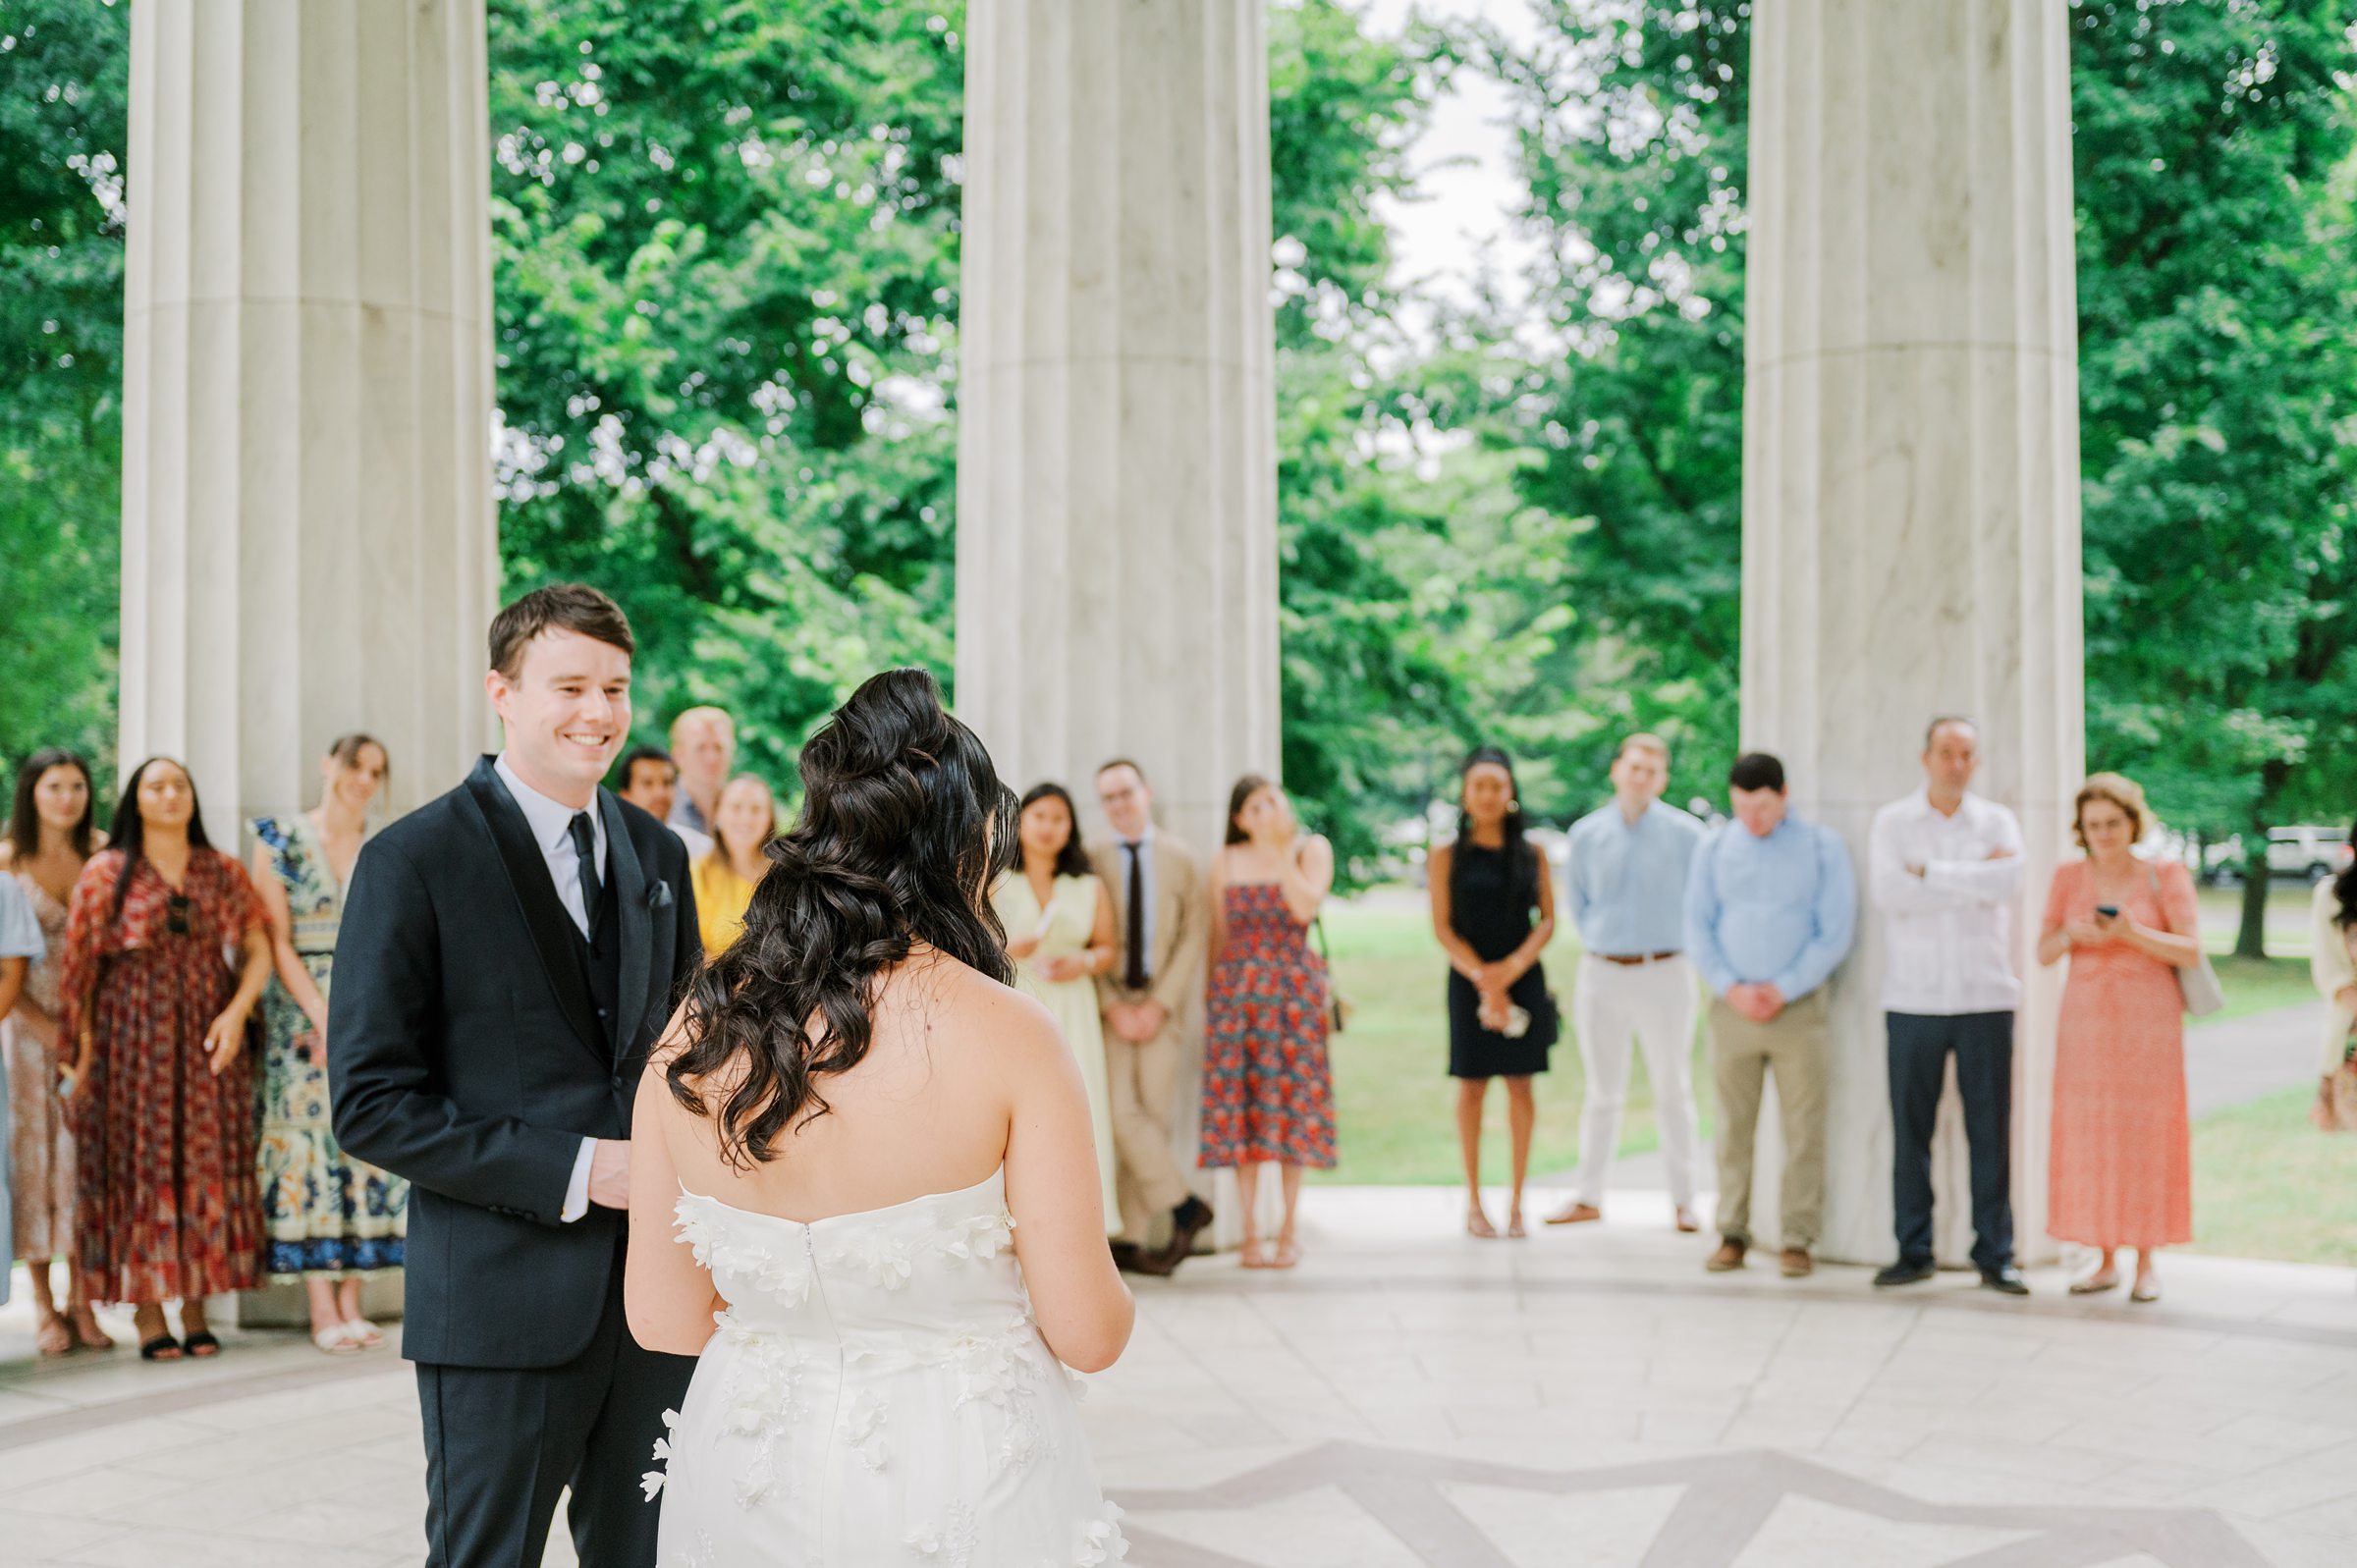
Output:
[1887, 1010, 2015, 1272]
[416, 1270, 695, 1568]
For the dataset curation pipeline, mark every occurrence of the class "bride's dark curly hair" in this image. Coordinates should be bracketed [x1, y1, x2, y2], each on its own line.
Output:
[668, 668, 1018, 1165]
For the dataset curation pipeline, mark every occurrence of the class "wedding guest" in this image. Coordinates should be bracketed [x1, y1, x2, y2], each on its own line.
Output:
[992, 784, 1122, 1233]
[1090, 759, 1214, 1274]
[1200, 777, 1336, 1270]
[1552, 733, 1704, 1232]
[1685, 752, 1855, 1279]
[1431, 746, 1557, 1240]
[249, 735, 409, 1353]
[668, 706, 737, 837]
[62, 757, 273, 1359]
[3, 750, 110, 1354]
[618, 744, 713, 860]
[2038, 773, 2201, 1303]
[690, 774, 777, 954]
[0, 871, 42, 1312]
[2310, 823, 2357, 1126]
[1868, 718, 2030, 1295]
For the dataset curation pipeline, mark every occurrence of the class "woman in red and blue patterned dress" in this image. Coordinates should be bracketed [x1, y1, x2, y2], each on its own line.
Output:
[1199, 776, 1336, 1269]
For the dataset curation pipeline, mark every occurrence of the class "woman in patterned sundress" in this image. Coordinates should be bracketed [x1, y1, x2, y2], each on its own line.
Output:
[4, 749, 111, 1355]
[1199, 776, 1337, 1269]
[250, 733, 408, 1353]
[62, 757, 274, 1360]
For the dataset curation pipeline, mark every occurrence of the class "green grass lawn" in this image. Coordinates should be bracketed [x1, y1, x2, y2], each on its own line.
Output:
[1314, 893, 2346, 1267]
[2191, 1084, 2357, 1266]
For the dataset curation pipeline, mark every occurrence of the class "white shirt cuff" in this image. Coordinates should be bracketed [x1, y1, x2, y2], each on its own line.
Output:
[561, 1137, 598, 1222]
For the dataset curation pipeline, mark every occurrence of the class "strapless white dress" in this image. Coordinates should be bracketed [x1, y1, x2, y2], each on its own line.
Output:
[647, 1168, 1125, 1567]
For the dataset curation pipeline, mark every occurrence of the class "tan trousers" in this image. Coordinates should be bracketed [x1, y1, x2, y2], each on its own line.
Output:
[1709, 986, 1830, 1251]
[1105, 1005, 1193, 1243]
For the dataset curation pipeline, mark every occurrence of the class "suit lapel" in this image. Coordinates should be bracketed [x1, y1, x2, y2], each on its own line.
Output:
[601, 789, 652, 1059]
[462, 759, 608, 1063]
[1153, 838, 1187, 973]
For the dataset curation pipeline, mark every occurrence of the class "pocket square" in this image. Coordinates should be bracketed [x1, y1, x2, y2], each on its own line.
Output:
[647, 880, 675, 910]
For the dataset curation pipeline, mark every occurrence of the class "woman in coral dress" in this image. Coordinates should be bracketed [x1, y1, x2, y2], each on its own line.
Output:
[63, 757, 274, 1359]
[2037, 773, 2204, 1304]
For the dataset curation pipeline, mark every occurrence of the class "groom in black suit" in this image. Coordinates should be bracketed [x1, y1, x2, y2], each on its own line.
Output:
[332, 583, 702, 1568]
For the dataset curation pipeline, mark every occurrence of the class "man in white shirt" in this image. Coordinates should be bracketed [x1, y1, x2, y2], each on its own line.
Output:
[1866, 718, 2029, 1295]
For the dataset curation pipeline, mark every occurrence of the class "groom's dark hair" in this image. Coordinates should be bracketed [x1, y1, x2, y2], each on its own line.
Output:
[488, 583, 635, 680]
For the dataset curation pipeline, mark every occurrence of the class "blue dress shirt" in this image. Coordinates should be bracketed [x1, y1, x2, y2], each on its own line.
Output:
[1683, 813, 1858, 1000]
[1566, 801, 1705, 956]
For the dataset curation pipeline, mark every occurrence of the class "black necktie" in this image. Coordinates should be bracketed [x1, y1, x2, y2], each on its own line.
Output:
[568, 811, 603, 932]
[1124, 840, 1148, 991]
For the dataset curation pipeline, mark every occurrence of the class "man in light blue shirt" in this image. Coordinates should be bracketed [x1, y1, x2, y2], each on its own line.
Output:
[1684, 751, 1856, 1278]
[1549, 734, 1707, 1232]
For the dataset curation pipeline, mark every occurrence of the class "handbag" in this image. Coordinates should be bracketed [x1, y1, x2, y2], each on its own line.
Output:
[1311, 915, 1352, 1034]
[2148, 866, 2224, 1017]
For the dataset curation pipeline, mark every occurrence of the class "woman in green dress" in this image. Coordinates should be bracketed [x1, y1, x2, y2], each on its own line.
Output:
[990, 783, 1123, 1233]
[249, 734, 408, 1352]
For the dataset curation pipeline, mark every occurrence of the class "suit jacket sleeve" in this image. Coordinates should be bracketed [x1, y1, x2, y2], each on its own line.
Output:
[328, 837, 585, 1223]
[1152, 848, 1209, 1018]
[671, 835, 705, 1002]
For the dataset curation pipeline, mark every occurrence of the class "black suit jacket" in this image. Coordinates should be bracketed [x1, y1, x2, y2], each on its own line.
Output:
[329, 756, 701, 1369]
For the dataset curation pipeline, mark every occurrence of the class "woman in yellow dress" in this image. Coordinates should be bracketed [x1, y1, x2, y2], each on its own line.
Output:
[990, 783, 1122, 1232]
[690, 775, 776, 955]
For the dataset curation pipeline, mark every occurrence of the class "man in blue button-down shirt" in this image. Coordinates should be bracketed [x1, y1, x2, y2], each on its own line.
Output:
[1684, 751, 1856, 1278]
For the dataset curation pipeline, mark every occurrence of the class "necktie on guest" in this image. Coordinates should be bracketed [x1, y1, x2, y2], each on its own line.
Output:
[1124, 840, 1148, 991]
[569, 811, 603, 932]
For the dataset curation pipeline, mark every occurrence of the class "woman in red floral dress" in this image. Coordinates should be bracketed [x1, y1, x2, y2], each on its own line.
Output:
[1199, 776, 1337, 1270]
[62, 757, 273, 1360]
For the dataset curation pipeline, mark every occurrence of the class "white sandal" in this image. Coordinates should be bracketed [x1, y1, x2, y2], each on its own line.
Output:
[344, 1317, 386, 1350]
[313, 1321, 362, 1355]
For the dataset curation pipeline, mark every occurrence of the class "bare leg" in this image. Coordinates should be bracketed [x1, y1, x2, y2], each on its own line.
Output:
[132, 1302, 180, 1360]
[1456, 1078, 1494, 1235]
[1504, 1076, 1536, 1237]
[66, 1269, 113, 1349]
[337, 1277, 383, 1347]
[1235, 1161, 1265, 1265]
[1274, 1164, 1305, 1266]
[305, 1276, 345, 1337]
[27, 1260, 70, 1355]
[178, 1297, 218, 1355]
[2132, 1246, 2161, 1298]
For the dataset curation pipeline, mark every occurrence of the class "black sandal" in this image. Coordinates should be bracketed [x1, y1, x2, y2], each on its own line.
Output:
[181, 1330, 222, 1358]
[138, 1334, 184, 1362]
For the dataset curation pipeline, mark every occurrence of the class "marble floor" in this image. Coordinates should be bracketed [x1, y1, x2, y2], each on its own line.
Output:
[5, 1185, 2357, 1567]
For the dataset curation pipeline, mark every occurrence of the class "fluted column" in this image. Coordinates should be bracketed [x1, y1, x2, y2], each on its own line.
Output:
[121, 0, 497, 835]
[953, 0, 1282, 857]
[1741, 0, 2085, 1266]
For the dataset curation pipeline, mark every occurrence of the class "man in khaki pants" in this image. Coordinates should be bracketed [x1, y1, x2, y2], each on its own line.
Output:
[1091, 759, 1215, 1274]
[1683, 752, 1856, 1278]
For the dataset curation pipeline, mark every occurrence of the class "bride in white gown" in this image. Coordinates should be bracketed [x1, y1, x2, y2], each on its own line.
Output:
[627, 670, 1135, 1567]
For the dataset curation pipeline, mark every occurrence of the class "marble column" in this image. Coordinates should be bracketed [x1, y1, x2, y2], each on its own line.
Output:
[1740, 0, 2085, 1267]
[121, 0, 498, 839]
[954, 0, 1282, 1248]
[953, 0, 1281, 855]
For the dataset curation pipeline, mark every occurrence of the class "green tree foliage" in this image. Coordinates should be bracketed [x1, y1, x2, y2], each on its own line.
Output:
[2069, 0, 2357, 954]
[0, 0, 128, 786]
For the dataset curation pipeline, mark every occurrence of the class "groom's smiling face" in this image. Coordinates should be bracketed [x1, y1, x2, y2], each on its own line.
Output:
[489, 626, 633, 805]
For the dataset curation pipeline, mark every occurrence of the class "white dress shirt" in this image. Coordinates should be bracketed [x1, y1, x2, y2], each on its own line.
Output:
[1867, 786, 2026, 1015]
[493, 752, 607, 1221]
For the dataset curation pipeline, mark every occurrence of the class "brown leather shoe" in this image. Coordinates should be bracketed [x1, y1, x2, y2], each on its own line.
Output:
[1152, 1196, 1215, 1273]
[1780, 1247, 1814, 1278]
[1111, 1240, 1176, 1278]
[1545, 1202, 1603, 1226]
[1705, 1238, 1747, 1272]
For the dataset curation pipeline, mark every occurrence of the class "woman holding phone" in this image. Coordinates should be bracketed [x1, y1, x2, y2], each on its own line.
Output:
[2036, 773, 2202, 1302]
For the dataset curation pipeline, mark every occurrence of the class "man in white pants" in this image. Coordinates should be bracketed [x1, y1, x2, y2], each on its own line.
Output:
[1549, 734, 1707, 1232]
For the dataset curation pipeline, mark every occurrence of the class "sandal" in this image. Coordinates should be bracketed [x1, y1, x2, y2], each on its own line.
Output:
[1239, 1239, 1272, 1269]
[181, 1330, 222, 1358]
[2129, 1277, 2162, 1304]
[2068, 1271, 2119, 1295]
[344, 1318, 386, 1350]
[313, 1323, 362, 1356]
[34, 1315, 74, 1359]
[1465, 1207, 1498, 1240]
[138, 1334, 185, 1363]
[1505, 1210, 1527, 1241]
[1270, 1238, 1301, 1270]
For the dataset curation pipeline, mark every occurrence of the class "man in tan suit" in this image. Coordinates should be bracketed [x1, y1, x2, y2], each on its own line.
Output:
[1091, 759, 1215, 1274]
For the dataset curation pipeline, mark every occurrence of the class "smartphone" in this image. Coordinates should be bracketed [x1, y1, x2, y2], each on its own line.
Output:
[2095, 903, 2120, 919]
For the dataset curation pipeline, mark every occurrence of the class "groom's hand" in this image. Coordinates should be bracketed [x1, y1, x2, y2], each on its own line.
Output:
[588, 1138, 632, 1210]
